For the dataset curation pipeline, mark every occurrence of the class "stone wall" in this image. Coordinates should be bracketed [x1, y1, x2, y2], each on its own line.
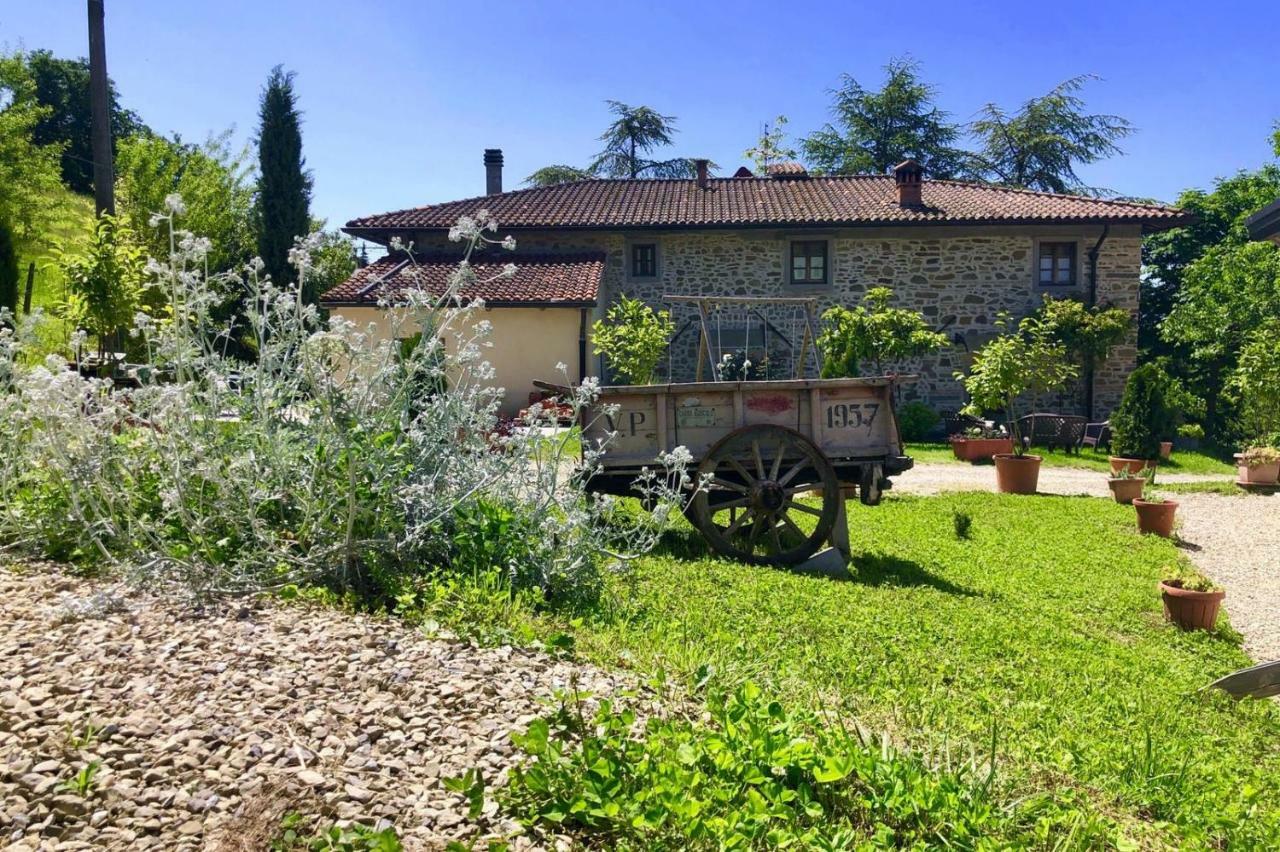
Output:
[404, 225, 1143, 420]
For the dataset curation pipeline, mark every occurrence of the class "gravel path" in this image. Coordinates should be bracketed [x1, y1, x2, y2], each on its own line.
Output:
[1171, 493, 1280, 663]
[893, 462, 1229, 498]
[0, 566, 640, 850]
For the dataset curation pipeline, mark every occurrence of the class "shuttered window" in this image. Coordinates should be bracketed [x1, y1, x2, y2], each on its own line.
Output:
[1038, 242, 1077, 286]
[790, 240, 828, 285]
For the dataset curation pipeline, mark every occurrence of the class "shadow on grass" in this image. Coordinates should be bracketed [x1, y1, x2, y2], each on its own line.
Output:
[846, 552, 980, 597]
[652, 528, 979, 597]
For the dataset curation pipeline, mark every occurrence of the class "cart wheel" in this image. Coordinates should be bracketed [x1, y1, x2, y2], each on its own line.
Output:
[690, 424, 840, 566]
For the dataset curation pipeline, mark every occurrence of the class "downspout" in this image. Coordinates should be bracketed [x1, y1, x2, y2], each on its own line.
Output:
[1085, 225, 1110, 419]
[578, 308, 589, 382]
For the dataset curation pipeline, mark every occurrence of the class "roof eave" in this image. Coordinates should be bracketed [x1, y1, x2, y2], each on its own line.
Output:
[1246, 198, 1280, 241]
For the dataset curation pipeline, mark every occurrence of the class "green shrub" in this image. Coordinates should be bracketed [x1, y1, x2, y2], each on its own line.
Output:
[896, 401, 940, 442]
[495, 683, 1115, 850]
[591, 296, 674, 385]
[1110, 364, 1177, 460]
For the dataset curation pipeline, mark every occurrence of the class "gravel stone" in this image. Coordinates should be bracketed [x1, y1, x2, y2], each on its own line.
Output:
[0, 565, 642, 850]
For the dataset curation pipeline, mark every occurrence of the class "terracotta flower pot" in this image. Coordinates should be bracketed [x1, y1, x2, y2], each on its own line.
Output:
[1107, 477, 1145, 504]
[1235, 454, 1280, 486]
[993, 453, 1041, 494]
[1159, 580, 1224, 631]
[1159, 441, 1173, 460]
[950, 437, 1013, 462]
[1109, 457, 1156, 476]
[1134, 498, 1178, 537]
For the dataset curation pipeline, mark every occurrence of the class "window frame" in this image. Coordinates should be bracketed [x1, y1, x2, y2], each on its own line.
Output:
[788, 238, 831, 287]
[627, 241, 660, 281]
[1035, 239, 1079, 288]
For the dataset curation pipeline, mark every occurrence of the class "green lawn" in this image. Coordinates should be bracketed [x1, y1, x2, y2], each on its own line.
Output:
[479, 492, 1279, 847]
[907, 441, 1237, 476]
[13, 186, 95, 355]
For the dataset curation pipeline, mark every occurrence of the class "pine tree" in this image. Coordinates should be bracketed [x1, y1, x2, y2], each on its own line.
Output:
[0, 220, 18, 320]
[255, 66, 313, 299]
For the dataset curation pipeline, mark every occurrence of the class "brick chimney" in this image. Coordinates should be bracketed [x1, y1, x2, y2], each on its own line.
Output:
[893, 159, 924, 207]
[694, 158, 710, 190]
[484, 148, 503, 195]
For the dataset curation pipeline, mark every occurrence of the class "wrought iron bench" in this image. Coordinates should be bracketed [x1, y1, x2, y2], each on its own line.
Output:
[1015, 413, 1088, 453]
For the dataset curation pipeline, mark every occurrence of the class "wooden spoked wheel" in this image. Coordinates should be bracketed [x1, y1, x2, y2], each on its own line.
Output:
[690, 424, 840, 566]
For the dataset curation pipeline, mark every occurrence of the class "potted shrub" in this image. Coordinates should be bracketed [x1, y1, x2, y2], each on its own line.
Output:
[956, 315, 1076, 494]
[950, 425, 1013, 462]
[1159, 440, 1173, 461]
[1159, 573, 1225, 632]
[1108, 364, 1175, 475]
[1106, 467, 1146, 504]
[1235, 445, 1280, 487]
[1133, 481, 1177, 537]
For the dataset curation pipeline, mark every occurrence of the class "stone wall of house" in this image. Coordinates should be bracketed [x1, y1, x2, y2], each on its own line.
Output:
[404, 225, 1143, 420]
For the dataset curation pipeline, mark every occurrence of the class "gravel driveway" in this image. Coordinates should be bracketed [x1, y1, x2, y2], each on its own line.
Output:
[1172, 492, 1280, 663]
[0, 566, 637, 850]
[892, 462, 1229, 498]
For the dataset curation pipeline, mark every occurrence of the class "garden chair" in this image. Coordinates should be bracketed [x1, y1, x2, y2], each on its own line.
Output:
[1081, 420, 1111, 451]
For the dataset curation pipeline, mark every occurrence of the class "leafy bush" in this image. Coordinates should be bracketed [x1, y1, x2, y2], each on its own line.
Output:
[496, 683, 1116, 850]
[955, 314, 1077, 456]
[819, 287, 948, 378]
[896, 401, 939, 442]
[1110, 364, 1177, 460]
[1231, 320, 1280, 446]
[0, 203, 692, 605]
[591, 295, 674, 385]
[1027, 295, 1130, 368]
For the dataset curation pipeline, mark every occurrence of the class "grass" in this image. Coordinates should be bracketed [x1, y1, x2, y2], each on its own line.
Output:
[13, 186, 96, 355]
[907, 441, 1237, 476]
[448, 492, 1280, 847]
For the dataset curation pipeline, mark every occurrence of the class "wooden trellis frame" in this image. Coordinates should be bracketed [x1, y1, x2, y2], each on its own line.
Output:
[663, 295, 824, 382]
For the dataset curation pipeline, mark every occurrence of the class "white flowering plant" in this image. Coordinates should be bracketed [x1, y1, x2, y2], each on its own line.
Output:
[0, 203, 693, 606]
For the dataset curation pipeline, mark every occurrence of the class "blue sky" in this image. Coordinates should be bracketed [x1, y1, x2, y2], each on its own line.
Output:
[4, 0, 1278, 230]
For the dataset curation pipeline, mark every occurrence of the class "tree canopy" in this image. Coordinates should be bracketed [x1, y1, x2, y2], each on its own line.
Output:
[115, 131, 256, 274]
[967, 75, 1132, 195]
[25, 49, 148, 194]
[590, 101, 695, 179]
[0, 51, 64, 244]
[801, 59, 966, 178]
[255, 66, 313, 298]
[743, 116, 798, 175]
[524, 164, 594, 187]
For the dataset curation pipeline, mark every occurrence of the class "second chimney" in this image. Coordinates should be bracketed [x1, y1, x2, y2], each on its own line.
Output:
[695, 158, 710, 190]
[484, 148, 503, 195]
[893, 159, 924, 207]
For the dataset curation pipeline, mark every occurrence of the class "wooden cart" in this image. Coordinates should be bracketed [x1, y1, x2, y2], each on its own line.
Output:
[580, 377, 913, 566]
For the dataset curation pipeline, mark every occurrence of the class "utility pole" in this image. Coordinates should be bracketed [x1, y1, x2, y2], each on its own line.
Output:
[87, 0, 115, 216]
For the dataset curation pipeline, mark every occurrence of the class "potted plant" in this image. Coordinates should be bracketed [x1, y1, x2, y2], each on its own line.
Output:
[1235, 445, 1280, 487]
[1159, 572, 1225, 632]
[955, 315, 1077, 494]
[949, 424, 1013, 462]
[1108, 364, 1175, 475]
[1133, 480, 1178, 537]
[1106, 466, 1146, 504]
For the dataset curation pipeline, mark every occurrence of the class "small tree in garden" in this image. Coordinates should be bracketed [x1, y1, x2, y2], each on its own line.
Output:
[56, 213, 145, 358]
[591, 296, 674, 385]
[956, 316, 1077, 456]
[1109, 363, 1178, 461]
[1231, 321, 1280, 447]
[818, 287, 948, 378]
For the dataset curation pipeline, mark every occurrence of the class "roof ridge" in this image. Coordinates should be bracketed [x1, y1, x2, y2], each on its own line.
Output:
[924, 177, 1177, 210]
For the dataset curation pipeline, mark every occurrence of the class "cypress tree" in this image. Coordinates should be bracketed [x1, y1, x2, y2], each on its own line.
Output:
[0, 220, 19, 321]
[255, 66, 313, 300]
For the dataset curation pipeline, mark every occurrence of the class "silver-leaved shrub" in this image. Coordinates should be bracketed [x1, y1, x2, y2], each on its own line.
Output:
[0, 200, 691, 604]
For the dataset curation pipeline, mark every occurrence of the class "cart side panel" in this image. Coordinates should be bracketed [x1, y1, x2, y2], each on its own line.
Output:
[582, 391, 662, 465]
[815, 385, 898, 458]
[666, 390, 737, 458]
[739, 388, 812, 439]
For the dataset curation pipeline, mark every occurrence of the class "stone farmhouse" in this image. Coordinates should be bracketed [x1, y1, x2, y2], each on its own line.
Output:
[322, 150, 1189, 418]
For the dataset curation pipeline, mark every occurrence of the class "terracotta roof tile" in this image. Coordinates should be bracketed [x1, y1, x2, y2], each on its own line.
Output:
[344, 176, 1189, 234]
[321, 252, 601, 307]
